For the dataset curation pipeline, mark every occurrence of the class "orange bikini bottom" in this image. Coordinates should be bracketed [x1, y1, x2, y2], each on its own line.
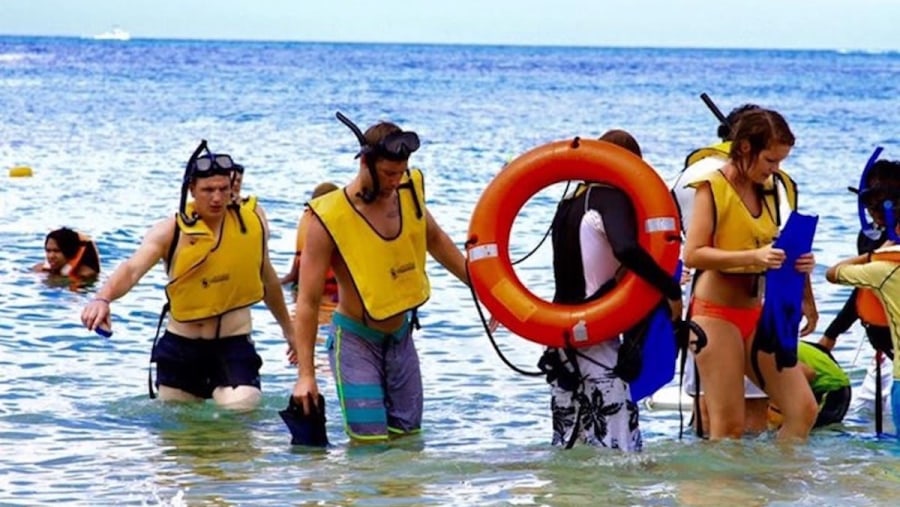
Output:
[690, 297, 762, 341]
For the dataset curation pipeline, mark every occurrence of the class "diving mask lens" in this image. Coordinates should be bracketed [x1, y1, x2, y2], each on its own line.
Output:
[194, 154, 234, 173]
[379, 131, 420, 160]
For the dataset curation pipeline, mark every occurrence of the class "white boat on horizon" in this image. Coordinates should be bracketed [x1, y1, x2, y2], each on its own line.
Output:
[92, 27, 130, 41]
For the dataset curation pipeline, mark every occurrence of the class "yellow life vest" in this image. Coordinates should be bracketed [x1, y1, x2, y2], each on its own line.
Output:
[683, 141, 731, 169]
[165, 196, 265, 322]
[310, 169, 429, 321]
[856, 250, 900, 326]
[687, 169, 794, 274]
[683, 141, 798, 212]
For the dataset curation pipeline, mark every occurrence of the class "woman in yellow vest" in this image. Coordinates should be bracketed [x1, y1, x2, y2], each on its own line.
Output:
[33, 227, 101, 282]
[676, 103, 804, 436]
[683, 108, 818, 440]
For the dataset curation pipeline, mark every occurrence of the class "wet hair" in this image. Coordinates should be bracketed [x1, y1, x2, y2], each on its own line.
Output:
[45, 227, 81, 259]
[862, 159, 900, 212]
[867, 159, 900, 187]
[599, 129, 642, 158]
[718, 104, 762, 141]
[362, 122, 405, 166]
[311, 181, 339, 199]
[728, 109, 795, 172]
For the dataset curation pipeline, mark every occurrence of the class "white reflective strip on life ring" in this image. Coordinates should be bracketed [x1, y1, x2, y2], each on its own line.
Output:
[469, 243, 499, 262]
[572, 319, 588, 342]
[645, 217, 677, 233]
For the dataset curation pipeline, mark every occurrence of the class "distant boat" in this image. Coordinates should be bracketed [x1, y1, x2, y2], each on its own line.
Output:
[92, 27, 130, 41]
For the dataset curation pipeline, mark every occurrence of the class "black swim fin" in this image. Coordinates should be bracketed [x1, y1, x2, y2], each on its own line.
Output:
[278, 394, 329, 447]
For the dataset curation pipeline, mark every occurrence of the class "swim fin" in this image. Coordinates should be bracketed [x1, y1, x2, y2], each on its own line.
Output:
[627, 261, 683, 402]
[627, 302, 677, 402]
[755, 211, 818, 374]
[278, 394, 329, 447]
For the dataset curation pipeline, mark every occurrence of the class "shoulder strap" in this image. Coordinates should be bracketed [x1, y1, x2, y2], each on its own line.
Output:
[164, 216, 180, 275]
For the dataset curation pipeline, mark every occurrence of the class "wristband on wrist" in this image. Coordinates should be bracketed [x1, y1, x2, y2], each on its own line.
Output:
[93, 297, 111, 305]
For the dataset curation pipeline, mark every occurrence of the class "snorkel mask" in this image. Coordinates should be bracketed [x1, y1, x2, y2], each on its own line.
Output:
[335, 111, 421, 203]
[179, 139, 237, 226]
[850, 146, 899, 241]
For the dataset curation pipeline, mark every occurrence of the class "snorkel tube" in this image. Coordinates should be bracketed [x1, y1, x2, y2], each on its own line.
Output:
[700, 92, 731, 132]
[884, 200, 899, 242]
[179, 139, 209, 227]
[855, 146, 886, 240]
[336, 111, 379, 203]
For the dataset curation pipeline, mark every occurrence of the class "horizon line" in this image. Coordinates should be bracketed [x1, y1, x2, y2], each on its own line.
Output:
[0, 33, 897, 54]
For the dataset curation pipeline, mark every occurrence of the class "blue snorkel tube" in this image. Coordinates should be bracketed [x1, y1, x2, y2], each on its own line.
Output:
[856, 146, 885, 240]
[884, 200, 899, 242]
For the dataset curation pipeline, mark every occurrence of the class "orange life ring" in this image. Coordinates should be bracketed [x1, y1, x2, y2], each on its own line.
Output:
[466, 138, 682, 348]
[855, 250, 900, 326]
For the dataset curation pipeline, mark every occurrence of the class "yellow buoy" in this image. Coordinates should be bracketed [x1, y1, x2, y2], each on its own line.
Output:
[9, 166, 33, 178]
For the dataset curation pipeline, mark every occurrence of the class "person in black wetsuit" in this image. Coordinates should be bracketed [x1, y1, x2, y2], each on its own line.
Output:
[541, 129, 682, 451]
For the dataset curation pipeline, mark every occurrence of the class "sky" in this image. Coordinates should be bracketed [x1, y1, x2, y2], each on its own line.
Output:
[1, 0, 898, 51]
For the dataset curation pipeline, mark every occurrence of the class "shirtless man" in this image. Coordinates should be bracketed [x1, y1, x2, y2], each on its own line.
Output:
[81, 144, 293, 411]
[290, 114, 469, 442]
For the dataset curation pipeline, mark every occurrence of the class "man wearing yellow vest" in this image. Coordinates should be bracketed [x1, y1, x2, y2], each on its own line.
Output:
[290, 113, 469, 442]
[80, 143, 294, 411]
[827, 182, 900, 437]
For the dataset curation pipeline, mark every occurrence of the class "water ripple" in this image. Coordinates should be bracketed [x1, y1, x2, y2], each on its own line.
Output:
[1, 37, 900, 506]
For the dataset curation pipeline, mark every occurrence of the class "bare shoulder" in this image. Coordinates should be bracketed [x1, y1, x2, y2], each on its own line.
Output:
[141, 216, 177, 256]
[306, 213, 334, 248]
[254, 201, 269, 220]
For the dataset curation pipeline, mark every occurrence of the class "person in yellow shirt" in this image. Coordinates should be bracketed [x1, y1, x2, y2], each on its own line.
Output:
[827, 205, 900, 436]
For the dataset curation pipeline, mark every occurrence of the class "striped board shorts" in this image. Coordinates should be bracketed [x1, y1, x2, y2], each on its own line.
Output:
[327, 312, 423, 441]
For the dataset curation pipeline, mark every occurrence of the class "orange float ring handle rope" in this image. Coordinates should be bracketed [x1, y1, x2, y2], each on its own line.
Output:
[466, 138, 682, 348]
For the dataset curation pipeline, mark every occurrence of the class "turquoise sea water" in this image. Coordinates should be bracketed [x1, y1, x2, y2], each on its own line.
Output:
[2, 36, 900, 506]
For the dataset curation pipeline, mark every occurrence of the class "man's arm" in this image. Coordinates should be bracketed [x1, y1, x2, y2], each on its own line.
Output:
[594, 190, 681, 300]
[291, 213, 333, 412]
[279, 214, 306, 285]
[825, 253, 870, 284]
[424, 209, 469, 285]
[80, 217, 173, 332]
[256, 206, 293, 338]
[819, 290, 860, 350]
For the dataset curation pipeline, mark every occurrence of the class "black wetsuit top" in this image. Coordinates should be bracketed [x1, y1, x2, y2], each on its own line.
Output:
[550, 184, 681, 305]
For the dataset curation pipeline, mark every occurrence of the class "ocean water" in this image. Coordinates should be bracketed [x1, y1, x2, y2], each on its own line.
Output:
[2, 36, 900, 506]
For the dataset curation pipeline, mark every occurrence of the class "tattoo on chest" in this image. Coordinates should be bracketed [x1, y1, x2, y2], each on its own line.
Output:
[386, 199, 400, 218]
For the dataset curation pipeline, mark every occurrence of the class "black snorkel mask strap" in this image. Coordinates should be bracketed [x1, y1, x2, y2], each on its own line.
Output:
[179, 139, 209, 226]
[336, 111, 379, 203]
